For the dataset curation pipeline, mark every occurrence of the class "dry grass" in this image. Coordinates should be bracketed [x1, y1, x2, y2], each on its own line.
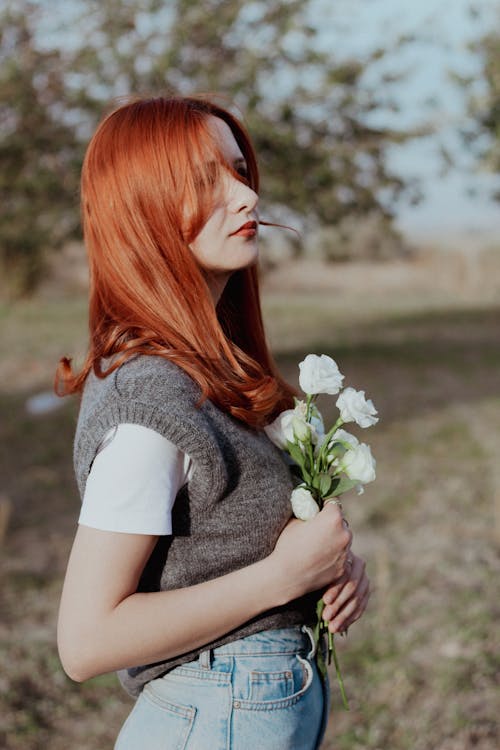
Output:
[1, 254, 499, 749]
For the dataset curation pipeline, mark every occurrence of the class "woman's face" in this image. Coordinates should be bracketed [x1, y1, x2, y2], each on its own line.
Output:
[189, 116, 259, 300]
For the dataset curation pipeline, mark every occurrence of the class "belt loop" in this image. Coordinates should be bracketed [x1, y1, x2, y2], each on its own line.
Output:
[199, 648, 212, 670]
[301, 624, 317, 660]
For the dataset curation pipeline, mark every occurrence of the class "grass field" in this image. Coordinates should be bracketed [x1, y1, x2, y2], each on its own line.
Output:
[1, 256, 499, 749]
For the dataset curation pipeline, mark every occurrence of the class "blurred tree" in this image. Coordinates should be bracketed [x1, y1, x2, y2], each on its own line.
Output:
[0, 4, 81, 294]
[2, 0, 423, 293]
[453, 21, 500, 201]
[68, 0, 420, 228]
[476, 30, 500, 184]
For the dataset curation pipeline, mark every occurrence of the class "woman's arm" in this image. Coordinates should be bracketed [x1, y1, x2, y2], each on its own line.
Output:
[57, 502, 351, 682]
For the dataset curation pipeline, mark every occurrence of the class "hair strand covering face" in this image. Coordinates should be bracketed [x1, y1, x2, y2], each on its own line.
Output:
[55, 95, 295, 428]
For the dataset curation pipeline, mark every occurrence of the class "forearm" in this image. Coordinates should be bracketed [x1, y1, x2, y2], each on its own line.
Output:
[58, 554, 283, 682]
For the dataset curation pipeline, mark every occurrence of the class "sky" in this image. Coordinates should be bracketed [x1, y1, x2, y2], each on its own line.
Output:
[29, 0, 500, 243]
[309, 0, 500, 242]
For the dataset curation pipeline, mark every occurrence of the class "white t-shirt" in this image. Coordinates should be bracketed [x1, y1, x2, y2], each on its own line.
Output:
[79, 423, 193, 535]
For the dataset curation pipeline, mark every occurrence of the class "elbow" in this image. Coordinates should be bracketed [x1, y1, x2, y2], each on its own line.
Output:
[57, 628, 102, 683]
[60, 661, 88, 684]
[58, 643, 94, 683]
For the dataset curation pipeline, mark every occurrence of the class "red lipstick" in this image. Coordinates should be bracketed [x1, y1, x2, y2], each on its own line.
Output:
[231, 220, 258, 237]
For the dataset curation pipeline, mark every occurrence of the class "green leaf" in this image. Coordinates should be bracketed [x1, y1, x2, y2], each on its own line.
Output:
[302, 469, 312, 485]
[329, 442, 347, 459]
[329, 476, 340, 493]
[316, 597, 325, 619]
[318, 473, 332, 496]
[286, 440, 305, 469]
[327, 476, 359, 497]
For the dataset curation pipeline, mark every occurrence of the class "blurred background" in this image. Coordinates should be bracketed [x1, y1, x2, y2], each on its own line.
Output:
[1, 0, 499, 748]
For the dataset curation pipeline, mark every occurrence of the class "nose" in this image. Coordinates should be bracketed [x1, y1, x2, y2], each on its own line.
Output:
[227, 177, 259, 214]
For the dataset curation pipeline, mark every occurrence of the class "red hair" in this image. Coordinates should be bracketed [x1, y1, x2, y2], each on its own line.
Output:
[55, 95, 295, 427]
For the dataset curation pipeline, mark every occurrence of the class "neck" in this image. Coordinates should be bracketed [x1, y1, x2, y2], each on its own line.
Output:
[205, 271, 231, 305]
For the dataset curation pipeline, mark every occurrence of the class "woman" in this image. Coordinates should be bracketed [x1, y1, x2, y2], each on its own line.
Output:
[57, 95, 370, 750]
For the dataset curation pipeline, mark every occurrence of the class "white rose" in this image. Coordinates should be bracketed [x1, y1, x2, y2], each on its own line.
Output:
[331, 428, 359, 449]
[336, 387, 378, 428]
[265, 403, 325, 450]
[290, 486, 320, 520]
[296, 401, 324, 445]
[317, 427, 357, 461]
[291, 415, 311, 441]
[264, 409, 296, 449]
[294, 400, 308, 418]
[298, 354, 344, 395]
[265, 409, 316, 449]
[341, 443, 376, 484]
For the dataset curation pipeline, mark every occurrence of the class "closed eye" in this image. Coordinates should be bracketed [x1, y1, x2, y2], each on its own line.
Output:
[234, 163, 249, 184]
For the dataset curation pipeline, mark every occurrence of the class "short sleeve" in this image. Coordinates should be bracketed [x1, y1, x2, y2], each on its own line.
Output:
[79, 423, 192, 535]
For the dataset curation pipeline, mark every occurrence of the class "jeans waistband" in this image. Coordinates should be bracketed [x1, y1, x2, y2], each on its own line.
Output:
[197, 626, 317, 670]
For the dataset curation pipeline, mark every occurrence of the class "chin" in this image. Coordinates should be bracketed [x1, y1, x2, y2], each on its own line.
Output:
[237, 244, 259, 269]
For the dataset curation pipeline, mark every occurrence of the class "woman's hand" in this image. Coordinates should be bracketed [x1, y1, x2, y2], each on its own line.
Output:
[269, 502, 352, 604]
[321, 553, 370, 634]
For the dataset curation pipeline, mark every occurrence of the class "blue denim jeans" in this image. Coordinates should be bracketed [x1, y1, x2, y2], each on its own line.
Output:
[115, 626, 330, 750]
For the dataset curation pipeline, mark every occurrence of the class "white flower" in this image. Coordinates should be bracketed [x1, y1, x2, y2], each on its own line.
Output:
[331, 428, 359, 449]
[298, 354, 344, 395]
[336, 387, 378, 428]
[340, 443, 376, 484]
[291, 486, 320, 520]
[294, 400, 308, 418]
[292, 415, 310, 441]
[316, 427, 356, 461]
[290, 411, 321, 446]
[265, 404, 323, 449]
[264, 409, 296, 449]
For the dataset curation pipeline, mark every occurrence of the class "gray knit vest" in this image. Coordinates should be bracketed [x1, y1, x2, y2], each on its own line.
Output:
[73, 355, 317, 696]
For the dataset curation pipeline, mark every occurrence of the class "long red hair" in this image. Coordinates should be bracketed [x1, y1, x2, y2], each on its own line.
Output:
[55, 95, 294, 427]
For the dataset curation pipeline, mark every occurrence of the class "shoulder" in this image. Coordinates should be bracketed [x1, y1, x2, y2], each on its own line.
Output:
[117, 355, 199, 399]
[82, 354, 200, 410]
[74, 355, 213, 499]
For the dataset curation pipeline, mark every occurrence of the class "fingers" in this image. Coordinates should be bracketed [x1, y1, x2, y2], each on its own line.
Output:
[310, 501, 353, 586]
[322, 573, 349, 606]
[321, 555, 370, 633]
[321, 549, 356, 607]
[323, 555, 365, 616]
[328, 575, 370, 633]
[341, 585, 371, 632]
[319, 501, 352, 556]
[322, 500, 352, 548]
[329, 573, 370, 633]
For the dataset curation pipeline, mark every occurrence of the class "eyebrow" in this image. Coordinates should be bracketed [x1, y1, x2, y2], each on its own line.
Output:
[200, 157, 247, 176]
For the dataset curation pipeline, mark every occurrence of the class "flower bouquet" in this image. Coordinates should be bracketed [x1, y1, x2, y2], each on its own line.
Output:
[265, 354, 378, 709]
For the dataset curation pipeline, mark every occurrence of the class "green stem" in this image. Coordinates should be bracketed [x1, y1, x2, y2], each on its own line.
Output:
[329, 633, 350, 711]
[316, 596, 350, 710]
[317, 416, 344, 469]
[305, 393, 313, 421]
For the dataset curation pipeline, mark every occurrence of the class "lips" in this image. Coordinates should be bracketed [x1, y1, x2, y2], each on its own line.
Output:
[230, 220, 258, 237]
